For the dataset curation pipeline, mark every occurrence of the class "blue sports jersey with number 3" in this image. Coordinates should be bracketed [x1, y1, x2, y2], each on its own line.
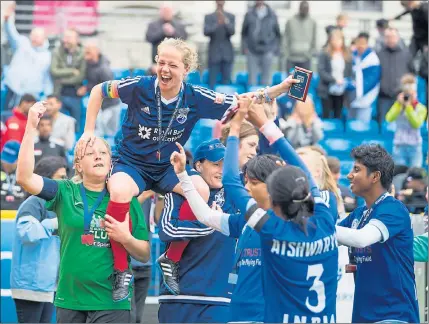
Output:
[115, 76, 236, 173]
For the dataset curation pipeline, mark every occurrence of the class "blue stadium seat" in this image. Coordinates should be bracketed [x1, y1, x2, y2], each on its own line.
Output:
[345, 119, 379, 136]
[358, 138, 393, 154]
[381, 121, 396, 136]
[417, 76, 427, 105]
[132, 68, 146, 77]
[272, 71, 287, 85]
[235, 71, 248, 88]
[248, 85, 264, 92]
[214, 84, 245, 95]
[276, 93, 296, 118]
[186, 71, 201, 85]
[1, 110, 12, 123]
[320, 138, 353, 159]
[322, 118, 344, 136]
[338, 175, 350, 188]
[112, 68, 131, 80]
[340, 160, 354, 176]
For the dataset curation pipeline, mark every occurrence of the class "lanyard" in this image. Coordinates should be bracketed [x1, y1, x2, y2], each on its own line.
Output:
[356, 192, 389, 229]
[79, 184, 107, 234]
[349, 192, 389, 261]
[155, 84, 184, 160]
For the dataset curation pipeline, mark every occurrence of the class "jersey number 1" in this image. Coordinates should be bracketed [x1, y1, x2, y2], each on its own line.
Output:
[305, 264, 326, 313]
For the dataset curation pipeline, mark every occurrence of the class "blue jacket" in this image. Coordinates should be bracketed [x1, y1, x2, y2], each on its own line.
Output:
[10, 196, 60, 302]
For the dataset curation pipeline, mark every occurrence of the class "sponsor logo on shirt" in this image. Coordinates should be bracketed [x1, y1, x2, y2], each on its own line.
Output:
[214, 188, 225, 207]
[138, 125, 152, 140]
[89, 215, 111, 248]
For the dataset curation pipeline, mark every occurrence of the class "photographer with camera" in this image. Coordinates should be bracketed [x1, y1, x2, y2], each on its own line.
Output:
[385, 73, 427, 168]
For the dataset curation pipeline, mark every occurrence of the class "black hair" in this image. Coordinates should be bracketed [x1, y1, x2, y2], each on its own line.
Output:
[39, 115, 52, 122]
[19, 94, 37, 104]
[46, 94, 61, 102]
[266, 166, 315, 235]
[376, 19, 388, 29]
[243, 154, 283, 183]
[357, 32, 370, 40]
[351, 144, 394, 190]
[34, 156, 68, 179]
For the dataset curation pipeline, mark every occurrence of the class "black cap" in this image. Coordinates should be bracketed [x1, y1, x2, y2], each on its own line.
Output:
[376, 19, 389, 28]
[267, 165, 310, 203]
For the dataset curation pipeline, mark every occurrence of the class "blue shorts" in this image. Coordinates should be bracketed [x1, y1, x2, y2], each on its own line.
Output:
[158, 302, 229, 323]
[110, 157, 180, 196]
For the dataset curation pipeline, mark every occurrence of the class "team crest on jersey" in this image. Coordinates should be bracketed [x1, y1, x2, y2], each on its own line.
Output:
[214, 188, 225, 208]
[176, 108, 190, 124]
[141, 106, 150, 115]
[351, 219, 359, 229]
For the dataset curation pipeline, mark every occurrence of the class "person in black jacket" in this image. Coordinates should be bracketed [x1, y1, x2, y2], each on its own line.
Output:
[34, 115, 67, 166]
[204, 1, 235, 90]
[317, 29, 353, 119]
[78, 41, 122, 137]
[241, 0, 281, 86]
[146, 3, 188, 64]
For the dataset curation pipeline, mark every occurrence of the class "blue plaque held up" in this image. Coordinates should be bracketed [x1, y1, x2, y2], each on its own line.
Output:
[287, 66, 313, 102]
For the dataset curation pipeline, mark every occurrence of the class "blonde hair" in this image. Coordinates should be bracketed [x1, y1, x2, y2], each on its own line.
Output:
[220, 121, 258, 144]
[156, 38, 199, 72]
[297, 147, 345, 214]
[72, 137, 112, 183]
[326, 29, 351, 62]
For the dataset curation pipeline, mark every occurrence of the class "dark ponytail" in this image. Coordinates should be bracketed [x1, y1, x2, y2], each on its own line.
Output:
[267, 167, 315, 235]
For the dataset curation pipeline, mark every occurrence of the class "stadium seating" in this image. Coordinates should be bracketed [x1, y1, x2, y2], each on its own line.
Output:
[345, 119, 379, 136]
[322, 119, 344, 136]
[319, 138, 354, 160]
[186, 71, 201, 85]
[132, 68, 146, 77]
[340, 160, 354, 175]
[112, 68, 132, 80]
[214, 84, 245, 95]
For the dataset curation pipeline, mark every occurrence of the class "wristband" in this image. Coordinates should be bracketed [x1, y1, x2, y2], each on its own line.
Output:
[260, 121, 283, 145]
[264, 87, 272, 103]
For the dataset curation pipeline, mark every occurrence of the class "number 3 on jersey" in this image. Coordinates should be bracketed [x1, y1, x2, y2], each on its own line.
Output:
[305, 264, 326, 313]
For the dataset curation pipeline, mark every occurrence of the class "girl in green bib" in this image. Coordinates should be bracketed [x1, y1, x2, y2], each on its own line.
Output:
[16, 101, 151, 323]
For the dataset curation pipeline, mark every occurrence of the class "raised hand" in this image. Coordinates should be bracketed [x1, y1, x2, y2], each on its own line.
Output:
[4, 2, 16, 20]
[280, 74, 301, 92]
[76, 131, 97, 160]
[230, 94, 251, 128]
[170, 142, 187, 174]
[247, 99, 269, 129]
[27, 101, 47, 129]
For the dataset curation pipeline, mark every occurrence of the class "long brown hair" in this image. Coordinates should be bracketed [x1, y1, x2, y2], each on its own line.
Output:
[325, 29, 351, 62]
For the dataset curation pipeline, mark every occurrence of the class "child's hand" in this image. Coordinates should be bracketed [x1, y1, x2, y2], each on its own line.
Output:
[230, 94, 251, 129]
[170, 142, 187, 174]
[247, 99, 269, 129]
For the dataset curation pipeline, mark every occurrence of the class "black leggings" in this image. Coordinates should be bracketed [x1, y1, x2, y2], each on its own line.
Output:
[322, 95, 344, 119]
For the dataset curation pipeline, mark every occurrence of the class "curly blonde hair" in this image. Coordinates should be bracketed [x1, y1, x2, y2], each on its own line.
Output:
[72, 137, 112, 184]
[156, 38, 199, 72]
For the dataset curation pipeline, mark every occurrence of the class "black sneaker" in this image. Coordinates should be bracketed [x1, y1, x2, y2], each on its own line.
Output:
[110, 269, 133, 302]
[157, 252, 180, 295]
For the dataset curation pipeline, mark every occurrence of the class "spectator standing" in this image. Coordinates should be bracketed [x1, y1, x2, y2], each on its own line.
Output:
[1, 140, 25, 210]
[374, 19, 389, 53]
[377, 27, 414, 124]
[1, 94, 36, 150]
[34, 116, 67, 165]
[279, 97, 324, 149]
[45, 95, 76, 152]
[10, 156, 67, 324]
[204, 0, 235, 90]
[50, 28, 86, 133]
[349, 32, 381, 122]
[317, 29, 353, 119]
[146, 2, 188, 63]
[397, 167, 427, 214]
[325, 13, 348, 44]
[241, 0, 281, 86]
[2, 3, 53, 110]
[78, 41, 122, 137]
[400, 0, 428, 57]
[385, 74, 427, 168]
[283, 1, 317, 72]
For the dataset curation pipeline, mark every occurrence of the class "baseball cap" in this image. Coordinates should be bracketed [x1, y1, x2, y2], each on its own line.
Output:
[1, 140, 21, 164]
[193, 139, 225, 165]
